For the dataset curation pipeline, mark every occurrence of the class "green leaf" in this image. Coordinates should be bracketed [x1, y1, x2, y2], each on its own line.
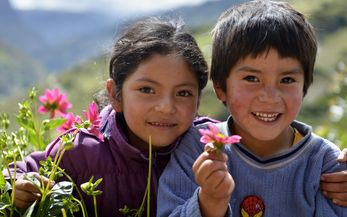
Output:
[28, 133, 40, 150]
[22, 201, 37, 217]
[41, 118, 66, 132]
[23, 173, 41, 188]
[0, 173, 5, 189]
[16, 117, 36, 135]
[47, 181, 76, 216]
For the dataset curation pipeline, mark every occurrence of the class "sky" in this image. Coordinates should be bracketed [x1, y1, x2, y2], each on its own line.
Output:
[9, 0, 212, 13]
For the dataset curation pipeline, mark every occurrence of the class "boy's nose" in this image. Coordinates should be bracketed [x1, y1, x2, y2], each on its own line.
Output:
[258, 86, 281, 103]
[154, 97, 176, 114]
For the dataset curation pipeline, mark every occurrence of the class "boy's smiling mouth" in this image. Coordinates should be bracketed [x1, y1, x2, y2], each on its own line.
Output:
[252, 112, 280, 122]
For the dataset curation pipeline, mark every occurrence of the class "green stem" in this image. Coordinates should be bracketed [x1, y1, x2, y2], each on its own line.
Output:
[146, 136, 152, 217]
[9, 156, 17, 217]
[135, 136, 152, 217]
[59, 168, 88, 217]
[32, 95, 42, 150]
[93, 195, 98, 217]
[72, 197, 87, 217]
[136, 187, 148, 216]
[37, 142, 66, 217]
[38, 129, 79, 217]
[61, 208, 67, 217]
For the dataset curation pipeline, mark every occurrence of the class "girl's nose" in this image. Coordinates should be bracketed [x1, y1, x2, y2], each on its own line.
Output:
[154, 97, 176, 114]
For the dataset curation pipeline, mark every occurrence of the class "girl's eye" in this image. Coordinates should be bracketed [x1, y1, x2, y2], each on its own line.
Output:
[139, 87, 154, 94]
[177, 90, 192, 97]
[281, 77, 295, 84]
[243, 75, 259, 82]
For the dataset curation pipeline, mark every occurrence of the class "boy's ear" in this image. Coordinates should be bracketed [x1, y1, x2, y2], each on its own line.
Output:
[106, 79, 122, 112]
[213, 81, 227, 103]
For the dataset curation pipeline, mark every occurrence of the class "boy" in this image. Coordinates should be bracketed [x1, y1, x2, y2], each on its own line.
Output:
[157, 1, 347, 216]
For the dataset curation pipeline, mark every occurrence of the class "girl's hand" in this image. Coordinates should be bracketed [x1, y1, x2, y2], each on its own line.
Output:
[320, 148, 347, 207]
[192, 151, 234, 217]
[14, 172, 52, 208]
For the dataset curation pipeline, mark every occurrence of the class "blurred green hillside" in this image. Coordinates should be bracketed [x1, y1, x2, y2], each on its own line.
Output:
[1, 0, 347, 149]
[290, 0, 347, 148]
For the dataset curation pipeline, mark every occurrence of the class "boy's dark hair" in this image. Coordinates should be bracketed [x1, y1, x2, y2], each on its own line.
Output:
[211, 0, 317, 96]
[109, 17, 208, 100]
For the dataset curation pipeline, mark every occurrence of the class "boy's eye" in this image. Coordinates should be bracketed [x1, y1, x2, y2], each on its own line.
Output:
[281, 77, 295, 84]
[177, 90, 192, 97]
[139, 87, 154, 94]
[243, 75, 259, 82]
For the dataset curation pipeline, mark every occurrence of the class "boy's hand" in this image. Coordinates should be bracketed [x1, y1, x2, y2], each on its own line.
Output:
[193, 151, 234, 217]
[14, 172, 53, 208]
[320, 148, 347, 207]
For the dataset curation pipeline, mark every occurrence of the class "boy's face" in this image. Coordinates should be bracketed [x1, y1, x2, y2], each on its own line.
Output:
[214, 48, 304, 152]
[112, 54, 199, 150]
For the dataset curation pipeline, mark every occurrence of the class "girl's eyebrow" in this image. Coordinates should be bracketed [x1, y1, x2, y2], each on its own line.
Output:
[135, 77, 159, 84]
[135, 77, 198, 88]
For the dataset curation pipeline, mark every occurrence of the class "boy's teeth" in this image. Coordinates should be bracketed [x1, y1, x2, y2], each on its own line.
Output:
[254, 112, 278, 117]
[253, 112, 279, 122]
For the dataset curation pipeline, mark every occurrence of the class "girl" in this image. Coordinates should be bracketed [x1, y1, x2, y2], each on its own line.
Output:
[9, 17, 210, 216]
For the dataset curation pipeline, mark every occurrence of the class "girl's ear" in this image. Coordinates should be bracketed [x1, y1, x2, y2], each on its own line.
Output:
[106, 79, 122, 112]
[213, 81, 227, 104]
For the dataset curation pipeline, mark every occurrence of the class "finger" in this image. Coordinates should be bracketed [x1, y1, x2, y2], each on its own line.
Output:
[320, 181, 347, 193]
[16, 180, 41, 194]
[193, 151, 227, 172]
[14, 197, 35, 209]
[196, 159, 228, 188]
[31, 173, 55, 188]
[322, 191, 347, 201]
[15, 189, 41, 202]
[322, 190, 347, 207]
[193, 152, 210, 173]
[337, 149, 347, 162]
[206, 152, 229, 162]
[215, 173, 235, 196]
[41, 176, 55, 188]
[14, 189, 41, 208]
[202, 171, 234, 199]
[321, 170, 347, 183]
[332, 198, 347, 207]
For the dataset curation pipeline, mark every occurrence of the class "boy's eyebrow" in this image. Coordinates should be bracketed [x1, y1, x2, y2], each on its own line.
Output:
[236, 66, 260, 73]
[236, 66, 303, 75]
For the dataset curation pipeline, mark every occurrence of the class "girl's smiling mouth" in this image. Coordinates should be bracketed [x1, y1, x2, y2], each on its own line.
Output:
[148, 121, 177, 128]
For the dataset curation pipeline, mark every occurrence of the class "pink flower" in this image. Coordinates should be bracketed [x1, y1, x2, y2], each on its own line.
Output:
[57, 112, 81, 133]
[83, 101, 103, 141]
[38, 88, 72, 118]
[199, 124, 241, 154]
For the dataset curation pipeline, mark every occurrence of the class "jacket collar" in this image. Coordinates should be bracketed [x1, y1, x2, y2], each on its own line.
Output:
[99, 106, 178, 161]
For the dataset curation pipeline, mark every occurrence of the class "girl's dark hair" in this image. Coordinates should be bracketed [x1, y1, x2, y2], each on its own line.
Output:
[109, 17, 208, 99]
[211, 0, 317, 96]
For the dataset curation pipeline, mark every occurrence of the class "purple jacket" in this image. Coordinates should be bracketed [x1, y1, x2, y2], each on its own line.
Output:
[6, 105, 216, 217]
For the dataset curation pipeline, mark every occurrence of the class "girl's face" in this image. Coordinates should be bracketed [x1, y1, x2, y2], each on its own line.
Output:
[214, 48, 305, 156]
[111, 54, 200, 150]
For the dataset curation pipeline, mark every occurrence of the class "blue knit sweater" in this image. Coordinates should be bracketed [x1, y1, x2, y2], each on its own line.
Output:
[157, 118, 347, 217]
